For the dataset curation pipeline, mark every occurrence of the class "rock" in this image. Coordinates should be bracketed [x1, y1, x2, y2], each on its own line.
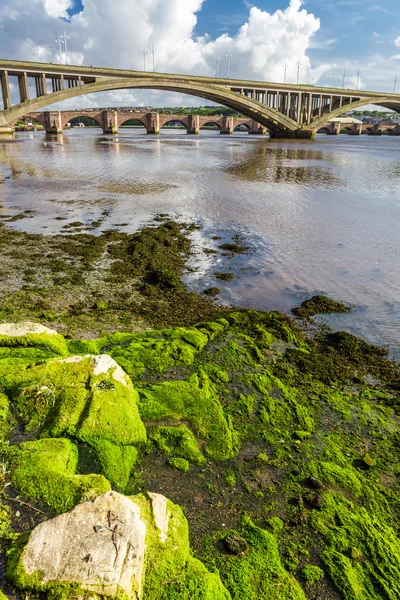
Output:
[10, 490, 231, 600]
[223, 534, 249, 555]
[0, 321, 68, 355]
[20, 491, 146, 599]
[10, 354, 147, 490]
[306, 476, 323, 490]
[303, 491, 323, 510]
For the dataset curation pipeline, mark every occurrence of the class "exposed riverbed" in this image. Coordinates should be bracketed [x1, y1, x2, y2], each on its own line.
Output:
[1, 128, 399, 355]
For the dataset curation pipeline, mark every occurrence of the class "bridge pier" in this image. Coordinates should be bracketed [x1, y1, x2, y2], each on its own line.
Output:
[220, 116, 233, 134]
[269, 129, 315, 139]
[147, 112, 160, 134]
[249, 120, 267, 134]
[187, 115, 199, 134]
[0, 126, 14, 135]
[44, 111, 63, 135]
[102, 110, 118, 134]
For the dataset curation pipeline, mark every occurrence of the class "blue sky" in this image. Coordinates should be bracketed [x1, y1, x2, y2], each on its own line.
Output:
[1, 0, 400, 107]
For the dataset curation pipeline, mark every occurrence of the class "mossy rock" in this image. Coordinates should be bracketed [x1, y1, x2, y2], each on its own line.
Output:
[0, 323, 68, 356]
[138, 369, 238, 461]
[10, 438, 110, 513]
[292, 295, 351, 318]
[2, 355, 146, 489]
[168, 457, 190, 472]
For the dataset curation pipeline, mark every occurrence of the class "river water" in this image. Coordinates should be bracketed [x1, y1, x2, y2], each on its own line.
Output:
[0, 128, 399, 356]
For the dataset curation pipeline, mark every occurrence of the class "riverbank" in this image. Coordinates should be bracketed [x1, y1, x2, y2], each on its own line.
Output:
[0, 218, 399, 600]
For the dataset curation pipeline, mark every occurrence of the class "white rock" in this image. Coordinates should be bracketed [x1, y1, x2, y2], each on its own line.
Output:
[91, 354, 128, 386]
[56, 354, 129, 386]
[0, 322, 58, 337]
[148, 492, 171, 543]
[21, 491, 146, 599]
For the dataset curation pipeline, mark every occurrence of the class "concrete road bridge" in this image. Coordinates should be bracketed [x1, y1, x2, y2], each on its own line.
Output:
[20, 109, 267, 135]
[1, 59, 400, 138]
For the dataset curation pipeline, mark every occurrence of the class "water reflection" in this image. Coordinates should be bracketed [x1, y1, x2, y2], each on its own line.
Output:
[226, 145, 341, 188]
[0, 129, 399, 352]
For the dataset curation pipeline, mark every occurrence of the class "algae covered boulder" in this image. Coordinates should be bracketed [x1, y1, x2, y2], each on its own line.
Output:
[4, 354, 147, 490]
[0, 322, 68, 356]
[8, 490, 230, 600]
[9, 438, 111, 513]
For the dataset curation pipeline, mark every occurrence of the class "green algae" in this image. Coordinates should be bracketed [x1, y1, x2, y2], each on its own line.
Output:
[204, 516, 306, 600]
[147, 425, 205, 465]
[0, 331, 68, 357]
[301, 565, 324, 583]
[292, 296, 351, 318]
[8, 438, 110, 513]
[0, 301, 399, 599]
[136, 494, 231, 600]
[138, 370, 238, 461]
[168, 457, 190, 472]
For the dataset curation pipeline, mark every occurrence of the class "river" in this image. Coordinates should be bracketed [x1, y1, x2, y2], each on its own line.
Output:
[0, 128, 399, 356]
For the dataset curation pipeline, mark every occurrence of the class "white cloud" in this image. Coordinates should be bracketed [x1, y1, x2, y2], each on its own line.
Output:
[390, 54, 400, 61]
[43, 0, 74, 19]
[395, 36, 400, 49]
[0, 0, 328, 94]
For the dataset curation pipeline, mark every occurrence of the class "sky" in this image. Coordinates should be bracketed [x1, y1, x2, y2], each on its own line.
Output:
[0, 0, 400, 109]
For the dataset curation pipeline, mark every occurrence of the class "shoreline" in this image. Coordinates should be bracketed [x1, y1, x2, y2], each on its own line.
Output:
[0, 218, 399, 599]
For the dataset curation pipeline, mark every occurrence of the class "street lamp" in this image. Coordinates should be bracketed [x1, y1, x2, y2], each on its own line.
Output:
[214, 56, 222, 78]
[342, 69, 346, 89]
[283, 62, 287, 84]
[150, 43, 157, 73]
[61, 31, 70, 65]
[225, 53, 233, 79]
[356, 68, 360, 90]
[141, 47, 149, 71]
[393, 75, 397, 93]
[296, 60, 301, 85]
[55, 35, 63, 64]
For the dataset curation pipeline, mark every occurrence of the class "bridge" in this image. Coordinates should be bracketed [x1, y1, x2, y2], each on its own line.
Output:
[1, 59, 400, 138]
[19, 109, 267, 135]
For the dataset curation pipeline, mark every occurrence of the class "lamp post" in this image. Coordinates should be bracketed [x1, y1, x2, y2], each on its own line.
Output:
[141, 47, 149, 71]
[283, 62, 287, 84]
[296, 60, 301, 85]
[393, 75, 397, 93]
[356, 68, 360, 90]
[342, 69, 346, 89]
[225, 53, 233, 79]
[214, 56, 221, 78]
[55, 35, 63, 64]
[61, 31, 70, 65]
[150, 43, 157, 73]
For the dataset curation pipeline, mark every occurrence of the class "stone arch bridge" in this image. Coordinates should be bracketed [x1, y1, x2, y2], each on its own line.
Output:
[21, 109, 266, 135]
[1, 59, 400, 138]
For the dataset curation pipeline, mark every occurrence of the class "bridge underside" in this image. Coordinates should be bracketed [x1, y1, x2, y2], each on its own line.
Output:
[1, 63, 400, 138]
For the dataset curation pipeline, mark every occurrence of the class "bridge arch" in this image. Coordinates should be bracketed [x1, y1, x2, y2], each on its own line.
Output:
[0, 77, 300, 135]
[119, 117, 147, 129]
[67, 115, 102, 128]
[160, 119, 188, 131]
[200, 121, 221, 130]
[310, 98, 400, 131]
[233, 123, 251, 132]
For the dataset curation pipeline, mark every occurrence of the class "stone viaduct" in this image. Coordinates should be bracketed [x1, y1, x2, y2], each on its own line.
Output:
[19, 109, 267, 135]
[1, 59, 400, 139]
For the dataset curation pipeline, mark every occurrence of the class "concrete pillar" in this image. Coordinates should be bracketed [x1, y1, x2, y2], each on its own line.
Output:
[44, 111, 63, 134]
[1, 71, 12, 109]
[103, 110, 118, 134]
[187, 114, 199, 134]
[220, 116, 233, 134]
[18, 72, 29, 103]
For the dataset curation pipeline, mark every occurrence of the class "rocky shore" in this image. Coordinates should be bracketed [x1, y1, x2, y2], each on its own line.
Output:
[0, 220, 399, 600]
